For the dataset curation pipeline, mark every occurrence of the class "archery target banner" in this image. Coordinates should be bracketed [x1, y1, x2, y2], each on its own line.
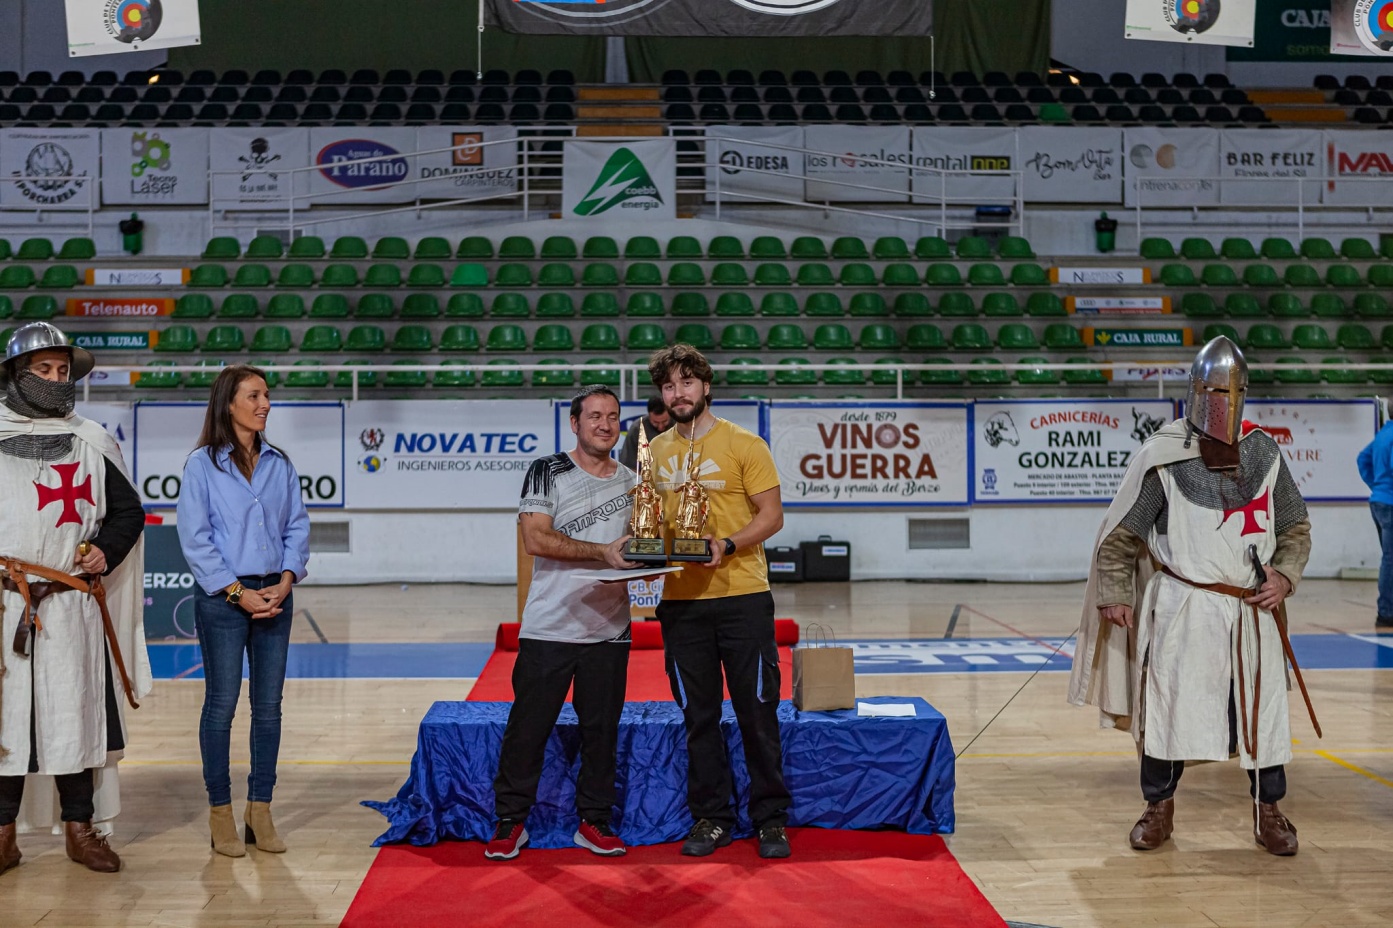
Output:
[1331, 0, 1393, 54]
[0, 128, 99, 210]
[1125, 0, 1257, 47]
[65, 0, 202, 57]
[1123, 127, 1221, 207]
[100, 127, 209, 205]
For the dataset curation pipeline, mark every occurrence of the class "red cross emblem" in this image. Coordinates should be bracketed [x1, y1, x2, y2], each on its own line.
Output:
[1221, 486, 1270, 537]
[35, 462, 94, 528]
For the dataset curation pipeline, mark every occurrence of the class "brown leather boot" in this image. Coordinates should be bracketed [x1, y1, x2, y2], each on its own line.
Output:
[244, 801, 286, 853]
[1253, 802, 1299, 856]
[1128, 798, 1175, 850]
[64, 821, 121, 873]
[0, 822, 20, 875]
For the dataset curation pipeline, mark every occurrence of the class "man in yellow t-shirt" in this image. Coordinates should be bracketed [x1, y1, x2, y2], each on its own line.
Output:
[647, 344, 792, 861]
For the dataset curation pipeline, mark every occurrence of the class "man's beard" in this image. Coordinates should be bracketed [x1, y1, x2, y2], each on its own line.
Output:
[668, 395, 706, 424]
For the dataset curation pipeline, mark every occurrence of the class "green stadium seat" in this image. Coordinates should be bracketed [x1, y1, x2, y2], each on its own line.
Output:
[1200, 264, 1238, 287]
[707, 236, 744, 258]
[883, 263, 921, 287]
[625, 263, 663, 286]
[967, 358, 1009, 385]
[532, 360, 575, 388]
[1159, 264, 1197, 286]
[1337, 323, 1377, 349]
[725, 358, 769, 386]
[346, 325, 388, 352]
[582, 236, 619, 259]
[674, 323, 715, 350]
[300, 325, 343, 352]
[671, 293, 710, 316]
[813, 324, 854, 350]
[482, 359, 525, 388]
[581, 263, 619, 287]
[775, 358, 817, 385]
[892, 293, 932, 317]
[580, 359, 623, 387]
[36, 266, 78, 289]
[919, 357, 963, 385]
[1203, 323, 1241, 344]
[288, 236, 325, 259]
[540, 236, 577, 259]
[905, 324, 946, 350]
[286, 360, 330, 388]
[925, 264, 963, 286]
[791, 237, 828, 259]
[499, 236, 536, 259]
[136, 360, 182, 389]
[1292, 324, 1333, 350]
[1274, 356, 1320, 384]
[750, 236, 786, 259]
[492, 292, 532, 317]
[849, 293, 887, 316]
[441, 325, 481, 352]
[203, 325, 246, 352]
[627, 324, 666, 350]
[1381, 325, 1393, 350]
[711, 263, 749, 286]
[937, 292, 976, 316]
[1220, 238, 1258, 260]
[839, 263, 877, 286]
[968, 264, 1005, 286]
[456, 236, 493, 259]
[823, 358, 866, 386]
[997, 323, 1039, 350]
[1310, 294, 1347, 317]
[0, 266, 35, 288]
[16, 238, 53, 261]
[535, 293, 576, 317]
[804, 293, 844, 316]
[873, 236, 911, 259]
[1063, 358, 1107, 386]
[766, 323, 807, 349]
[626, 293, 665, 316]
[434, 360, 477, 387]
[951, 323, 991, 350]
[759, 293, 799, 316]
[1026, 293, 1066, 316]
[1340, 238, 1377, 259]
[956, 236, 992, 259]
[997, 236, 1035, 259]
[982, 293, 1022, 317]
[154, 325, 198, 352]
[408, 264, 447, 288]
[495, 263, 533, 287]
[1044, 323, 1085, 350]
[533, 324, 574, 352]
[275, 264, 315, 288]
[369, 237, 406, 261]
[355, 293, 396, 318]
[865, 357, 902, 386]
[581, 293, 620, 316]
[52, 238, 91, 260]
[1247, 362, 1275, 386]
[831, 237, 869, 259]
[364, 264, 403, 288]
[16, 296, 56, 319]
[858, 324, 899, 350]
[334, 360, 379, 388]
[189, 264, 229, 288]
[1225, 293, 1264, 317]
[1300, 238, 1336, 260]
[320, 264, 359, 288]
[1260, 238, 1297, 259]
[1267, 293, 1306, 317]
[1322, 357, 1366, 384]
[0, 240, 9, 260]
[218, 294, 259, 318]
[1242, 264, 1280, 288]
[666, 236, 703, 259]
[312, 294, 351, 320]
[1139, 238, 1175, 259]
[1326, 265, 1363, 288]
[797, 263, 835, 286]
[246, 235, 284, 259]
[450, 263, 489, 287]
[1017, 356, 1061, 386]
[720, 324, 761, 350]
[251, 325, 293, 352]
[753, 264, 792, 286]
[1369, 265, 1393, 289]
[486, 324, 527, 352]
[232, 264, 272, 288]
[625, 236, 661, 258]
[1010, 263, 1049, 286]
[537, 263, 575, 287]
[390, 325, 433, 352]
[203, 236, 240, 260]
[1180, 238, 1216, 260]
[401, 293, 442, 318]
[581, 324, 621, 351]
[715, 293, 756, 316]
[1356, 293, 1392, 317]
[331, 236, 369, 259]
[408, 237, 448, 261]
[173, 294, 215, 319]
[446, 293, 485, 317]
[265, 294, 305, 318]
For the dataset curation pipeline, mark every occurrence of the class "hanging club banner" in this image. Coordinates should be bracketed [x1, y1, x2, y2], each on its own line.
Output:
[65, 0, 202, 56]
[485, 0, 933, 36]
[1330, 0, 1393, 54]
[562, 139, 676, 221]
[1124, 0, 1257, 47]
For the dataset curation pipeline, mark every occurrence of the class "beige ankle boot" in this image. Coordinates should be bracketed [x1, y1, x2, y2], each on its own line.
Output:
[209, 805, 246, 857]
[243, 801, 286, 853]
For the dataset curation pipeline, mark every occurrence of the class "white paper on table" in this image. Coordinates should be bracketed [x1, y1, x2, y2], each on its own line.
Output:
[572, 566, 686, 584]
[856, 702, 918, 718]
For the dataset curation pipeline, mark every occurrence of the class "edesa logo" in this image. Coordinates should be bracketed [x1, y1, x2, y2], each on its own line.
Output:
[574, 148, 663, 216]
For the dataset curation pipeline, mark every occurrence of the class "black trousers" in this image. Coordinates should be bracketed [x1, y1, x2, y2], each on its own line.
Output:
[493, 637, 630, 825]
[657, 591, 791, 830]
[0, 771, 95, 825]
[1141, 682, 1286, 804]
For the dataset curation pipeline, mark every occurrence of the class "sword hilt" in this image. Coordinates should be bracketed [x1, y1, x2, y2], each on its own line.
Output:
[1247, 544, 1267, 587]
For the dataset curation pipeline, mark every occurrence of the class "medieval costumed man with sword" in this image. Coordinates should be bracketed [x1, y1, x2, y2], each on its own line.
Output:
[1070, 336, 1318, 857]
[0, 323, 151, 875]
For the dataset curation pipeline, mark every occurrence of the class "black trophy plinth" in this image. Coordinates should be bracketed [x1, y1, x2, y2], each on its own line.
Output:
[624, 536, 669, 566]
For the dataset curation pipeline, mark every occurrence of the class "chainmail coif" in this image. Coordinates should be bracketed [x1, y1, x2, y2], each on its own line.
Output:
[0, 369, 77, 461]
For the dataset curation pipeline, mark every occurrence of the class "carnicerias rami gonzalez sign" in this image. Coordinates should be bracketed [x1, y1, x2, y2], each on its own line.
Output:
[767, 402, 969, 507]
[974, 400, 1176, 503]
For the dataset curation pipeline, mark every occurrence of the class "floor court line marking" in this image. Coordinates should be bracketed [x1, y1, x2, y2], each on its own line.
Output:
[958, 605, 1075, 656]
[123, 759, 411, 767]
[300, 608, 329, 644]
[171, 663, 203, 680]
[944, 604, 962, 639]
[1314, 750, 1393, 790]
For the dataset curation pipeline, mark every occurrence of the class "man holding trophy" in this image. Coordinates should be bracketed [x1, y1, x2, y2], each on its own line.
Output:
[646, 345, 793, 860]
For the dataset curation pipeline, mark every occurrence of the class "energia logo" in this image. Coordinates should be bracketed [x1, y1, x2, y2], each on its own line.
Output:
[1166, 0, 1220, 34]
[1354, 0, 1393, 52]
[105, 0, 162, 44]
[574, 148, 663, 215]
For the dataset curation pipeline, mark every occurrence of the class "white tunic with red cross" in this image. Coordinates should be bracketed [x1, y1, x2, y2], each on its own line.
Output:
[1139, 454, 1291, 770]
[0, 440, 112, 776]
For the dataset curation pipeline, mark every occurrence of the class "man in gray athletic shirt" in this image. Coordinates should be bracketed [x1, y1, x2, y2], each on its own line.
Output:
[486, 384, 641, 860]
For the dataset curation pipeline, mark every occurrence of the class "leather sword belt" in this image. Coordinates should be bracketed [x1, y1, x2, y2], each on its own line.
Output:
[1, 557, 140, 710]
[1154, 562, 1255, 600]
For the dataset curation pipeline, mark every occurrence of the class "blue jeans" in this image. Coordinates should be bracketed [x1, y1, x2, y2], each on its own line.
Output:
[194, 574, 293, 806]
[1372, 502, 1393, 619]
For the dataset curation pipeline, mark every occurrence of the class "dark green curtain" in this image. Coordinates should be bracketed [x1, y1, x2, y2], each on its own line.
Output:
[626, 0, 1050, 81]
[169, 1, 605, 80]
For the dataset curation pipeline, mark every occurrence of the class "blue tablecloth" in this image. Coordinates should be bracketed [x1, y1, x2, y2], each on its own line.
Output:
[364, 696, 955, 848]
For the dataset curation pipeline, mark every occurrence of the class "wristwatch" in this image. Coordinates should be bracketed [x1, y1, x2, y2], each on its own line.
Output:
[226, 582, 244, 605]
[722, 537, 736, 556]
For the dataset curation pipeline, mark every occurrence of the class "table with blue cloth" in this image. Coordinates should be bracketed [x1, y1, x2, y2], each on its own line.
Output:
[364, 696, 955, 848]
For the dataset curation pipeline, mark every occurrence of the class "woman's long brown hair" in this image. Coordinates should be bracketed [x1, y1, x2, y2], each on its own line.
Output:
[193, 364, 286, 478]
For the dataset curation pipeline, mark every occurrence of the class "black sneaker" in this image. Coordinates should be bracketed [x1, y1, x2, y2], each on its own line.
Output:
[680, 819, 732, 857]
[1377, 615, 1393, 629]
[757, 823, 791, 859]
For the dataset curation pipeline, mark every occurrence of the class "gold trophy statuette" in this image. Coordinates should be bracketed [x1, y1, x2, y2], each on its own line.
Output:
[670, 444, 712, 563]
[624, 421, 669, 566]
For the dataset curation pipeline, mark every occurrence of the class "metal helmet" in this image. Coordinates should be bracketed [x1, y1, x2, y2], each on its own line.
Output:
[1185, 335, 1248, 445]
[3, 322, 96, 382]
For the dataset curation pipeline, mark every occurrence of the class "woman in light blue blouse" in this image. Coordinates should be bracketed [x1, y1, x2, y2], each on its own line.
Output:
[176, 365, 309, 858]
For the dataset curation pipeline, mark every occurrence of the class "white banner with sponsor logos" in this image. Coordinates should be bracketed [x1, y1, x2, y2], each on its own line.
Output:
[133, 402, 345, 508]
[704, 125, 806, 204]
[100, 127, 209, 205]
[1018, 126, 1123, 203]
[1219, 128, 1322, 205]
[414, 127, 519, 200]
[562, 138, 677, 220]
[767, 402, 970, 507]
[805, 125, 911, 203]
[209, 127, 310, 208]
[910, 126, 1017, 202]
[1123, 127, 1221, 206]
[602, 399, 763, 466]
[308, 128, 417, 205]
[1322, 129, 1393, 205]
[1124, 0, 1256, 47]
[0, 128, 100, 210]
[345, 400, 554, 509]
[974, 400, 1176, 503]
[1238, 399, 1378, 502]
[65, 0, 202, 57]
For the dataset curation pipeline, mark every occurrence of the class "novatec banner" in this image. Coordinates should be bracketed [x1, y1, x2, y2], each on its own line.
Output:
[308, 128, 417, 205]
[705, 125, 806, 204]
[65, 0, 202, 57]
[1123, 127, 1221, 207]
[804, 125, 911, 203]
[1124, 0, 1257, 47]
[562, 139, 677, 221]
[415, 127, 519, 199]
[485, 0, 933, 36]
[100, 127, 209, 205]
[0, 129, 99, 211]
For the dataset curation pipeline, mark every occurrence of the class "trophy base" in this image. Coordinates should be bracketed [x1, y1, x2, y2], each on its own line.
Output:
[670, 538, 713, 563]
[624, 537, 669, 566]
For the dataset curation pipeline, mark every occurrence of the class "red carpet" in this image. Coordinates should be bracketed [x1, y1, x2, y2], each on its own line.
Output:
[340, 828, 1005, 928]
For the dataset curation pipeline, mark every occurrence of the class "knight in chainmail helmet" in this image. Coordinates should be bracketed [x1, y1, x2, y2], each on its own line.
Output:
[0, 322, 94, 461]
[1068, 336, 1312, 858]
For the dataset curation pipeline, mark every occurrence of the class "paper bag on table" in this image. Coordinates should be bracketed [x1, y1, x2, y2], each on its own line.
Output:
[792, 624, 856, 711]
